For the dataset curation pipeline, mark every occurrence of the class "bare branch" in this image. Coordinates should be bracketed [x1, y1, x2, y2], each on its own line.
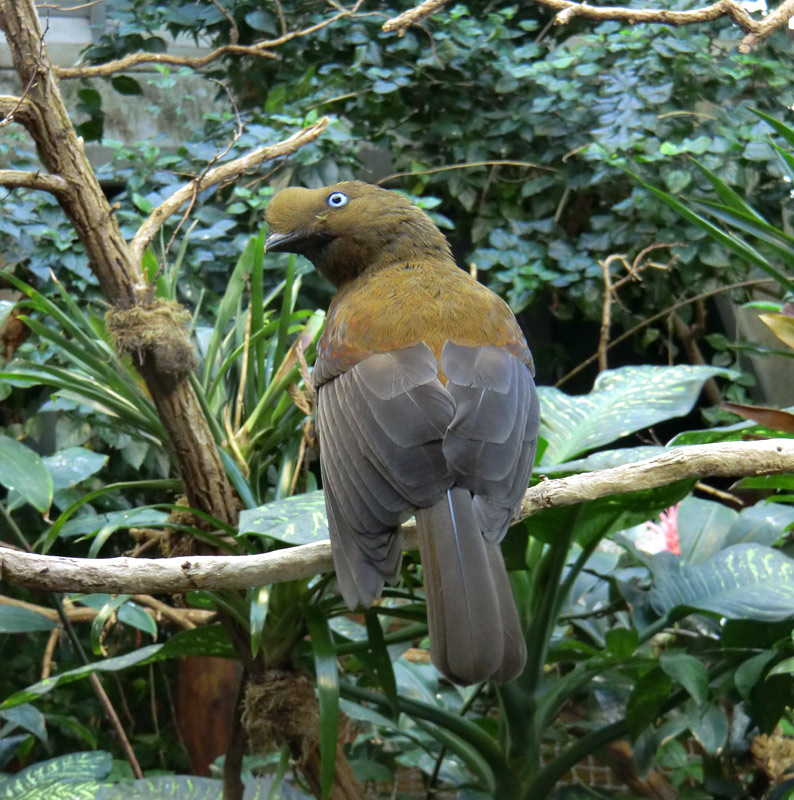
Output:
[0, 169, 68, 195]
[0, 95, 33, 127]
[382, 0, 794, 52]
[382, 0, 449, 34]
[129, 117, 329, 265]
[3, 439, 794, 595]
[0, 593, 212, 629]
[55, 3, 364, 80]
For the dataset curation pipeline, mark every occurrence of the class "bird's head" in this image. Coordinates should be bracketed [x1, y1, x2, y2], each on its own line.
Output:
[265, 181, 451, 286]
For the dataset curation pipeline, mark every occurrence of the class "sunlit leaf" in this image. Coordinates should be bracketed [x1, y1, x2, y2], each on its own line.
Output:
[538, 365, 736, 464]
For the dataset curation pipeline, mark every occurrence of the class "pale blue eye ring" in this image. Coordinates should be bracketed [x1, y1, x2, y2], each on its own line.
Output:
[327, 191, 349, 208]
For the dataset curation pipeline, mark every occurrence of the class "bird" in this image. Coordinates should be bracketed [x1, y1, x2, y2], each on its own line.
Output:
[265, 181, 539, 684]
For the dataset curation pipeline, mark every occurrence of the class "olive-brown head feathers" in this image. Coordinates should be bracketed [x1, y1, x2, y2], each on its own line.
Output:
[265, 181, 452, 286]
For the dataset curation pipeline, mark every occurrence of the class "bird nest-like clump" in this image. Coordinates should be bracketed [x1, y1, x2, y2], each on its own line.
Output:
[242, 670, 320, 766]
[105, 299, 197, 377]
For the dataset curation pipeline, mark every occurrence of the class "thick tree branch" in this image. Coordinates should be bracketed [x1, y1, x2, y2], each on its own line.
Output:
[0, 169, 68, 195]
[55, 3, 364, 80]
[130, 117, 329, 266]
[0, 95, 33, 126]
[382, 0, 794, 51]
[2, 439, 793, 595]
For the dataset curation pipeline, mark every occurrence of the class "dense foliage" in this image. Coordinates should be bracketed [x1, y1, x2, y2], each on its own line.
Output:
[3, 1, 794, 798]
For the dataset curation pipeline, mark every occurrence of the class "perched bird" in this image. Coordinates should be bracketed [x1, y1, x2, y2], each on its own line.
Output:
[265, 181, 539, 684]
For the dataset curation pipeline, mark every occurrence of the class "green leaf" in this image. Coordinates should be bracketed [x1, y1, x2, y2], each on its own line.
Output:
[0, 751, 111, 799]
[0, 704, 47, 741]
[537, 365, 736, 464]
[94, 774, 314, 799]
[605, 627, 638, 660]
[659, 651, 708, 705]
[735, 651, 776, 699]
[303, 605, 339, 800]
[0, 605, 55, 633]
[751, 108, 794, 150]
[43, 447, 108, 490]
[0, 435, 53, 513]
[650, 544, 794, 621]
[110, 76, 142, 95]
[676, 496, 737, 565]
[364, 611, 398, 717]
[1, 626, 234, 710]
[684, 702, 728, 755]
[626, 667, 673, 738]
[239, 491, 328, 545]
[725, 503, 794, 547]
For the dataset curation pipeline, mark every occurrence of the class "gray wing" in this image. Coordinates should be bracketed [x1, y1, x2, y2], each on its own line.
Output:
[315, 343, 455, 608]
[441, 343, 539, 541]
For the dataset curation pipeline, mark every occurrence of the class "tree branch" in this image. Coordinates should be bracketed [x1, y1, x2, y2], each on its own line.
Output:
[0, 169, 68, 195]
[54, 3, 364, 80]
[381, 0, 794, 52]
[2, 439, 793, 595]
[129, 117, 329, 266]
[0, 95, 33, 126]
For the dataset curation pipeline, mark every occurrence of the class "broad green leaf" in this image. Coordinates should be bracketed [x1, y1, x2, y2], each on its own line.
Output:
[536, 445, 665, 475]
[1, 625, 234, 710]
[650, 544, 794, 621]
[725, 503, 794, 547]
[0, 435, 52, 513]
[604, 627, 638, 660]
[0, 704, 46, 741]
[537, 365, 736, 464]
[95, 774, 313, 799]
[685, 702, 728, 755]
[73, 595, 158, 639]
[676, 496, 737, 565]
[735, 651, 776, 699]
[0, 751, 111, 799]
[659, 651, 708, 706]
[239, 491, 328, 544]
[626, 667, 673, 738]
[0, 606, 55, 633]
[43, 448, 108, 490]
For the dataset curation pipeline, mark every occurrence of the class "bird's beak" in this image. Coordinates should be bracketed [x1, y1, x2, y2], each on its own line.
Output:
[264, 231, 304, 253]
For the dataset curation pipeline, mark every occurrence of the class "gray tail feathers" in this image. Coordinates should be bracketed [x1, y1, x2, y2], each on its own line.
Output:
[415, 487, 527, 685]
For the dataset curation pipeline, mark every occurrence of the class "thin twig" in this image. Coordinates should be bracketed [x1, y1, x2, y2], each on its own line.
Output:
[130, 117, 329, 265]
[377, 159, 553, 186]
[41, 625, 60, 680]
[55, 3, 364, 79]
[556, 278, 775, 387]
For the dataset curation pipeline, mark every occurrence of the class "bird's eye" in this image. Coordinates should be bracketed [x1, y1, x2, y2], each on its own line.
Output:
[326, 191, 349, 208]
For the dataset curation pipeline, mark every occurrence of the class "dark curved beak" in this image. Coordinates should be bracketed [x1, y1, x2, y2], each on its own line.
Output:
[265, 231, 305, 253]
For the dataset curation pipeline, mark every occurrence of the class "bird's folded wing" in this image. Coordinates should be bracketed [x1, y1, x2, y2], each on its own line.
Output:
[441, 343, 540, 541]
[315, 343, 456, 606]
